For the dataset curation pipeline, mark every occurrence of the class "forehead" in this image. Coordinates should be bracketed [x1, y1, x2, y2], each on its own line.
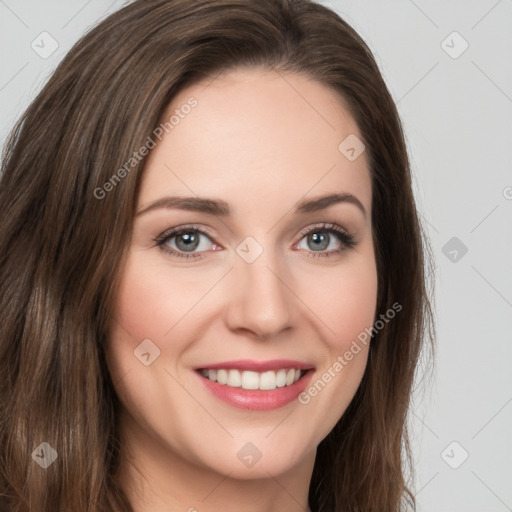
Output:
[138, 67, 371, 216]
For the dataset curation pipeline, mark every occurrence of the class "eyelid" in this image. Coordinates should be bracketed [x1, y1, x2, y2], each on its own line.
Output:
[296, 222, 351, 239]
[155, 223, 216, 245]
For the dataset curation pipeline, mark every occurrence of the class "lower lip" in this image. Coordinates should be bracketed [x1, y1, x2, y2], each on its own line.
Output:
[195, 370, 314, 410]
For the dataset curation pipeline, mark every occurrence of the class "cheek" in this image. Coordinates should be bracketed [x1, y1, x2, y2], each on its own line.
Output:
[110, 250, 186, 342]
[293, 250, 377, 432]
[334, 261, 378, 346]
[105, 251, 181, 389]
[299, 251, 378, 352]
[106, 248, 224, 393]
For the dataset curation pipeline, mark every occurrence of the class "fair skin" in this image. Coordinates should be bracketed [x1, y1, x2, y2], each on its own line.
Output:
[107, 67, 378, 512]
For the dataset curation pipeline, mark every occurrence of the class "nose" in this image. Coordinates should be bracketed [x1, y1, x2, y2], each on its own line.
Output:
[224, 244, 293, 340]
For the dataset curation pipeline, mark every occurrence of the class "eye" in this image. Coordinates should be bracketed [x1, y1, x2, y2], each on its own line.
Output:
[294, 223, 356, 258]
[154, 225, 218, 260]
[154, 222, 356, 261]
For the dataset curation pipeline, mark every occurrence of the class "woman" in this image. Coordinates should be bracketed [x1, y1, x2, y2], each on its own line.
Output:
[0, 0, 434, 511]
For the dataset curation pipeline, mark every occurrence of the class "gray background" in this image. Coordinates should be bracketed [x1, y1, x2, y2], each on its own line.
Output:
[1, 1, 511, 510]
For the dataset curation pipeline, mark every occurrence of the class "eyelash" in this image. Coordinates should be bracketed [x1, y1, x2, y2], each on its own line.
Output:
[153, 222, 356, 261]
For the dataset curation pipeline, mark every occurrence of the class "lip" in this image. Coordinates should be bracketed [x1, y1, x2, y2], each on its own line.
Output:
[193, 359, 314, 372]
[194, 367, 315, 411]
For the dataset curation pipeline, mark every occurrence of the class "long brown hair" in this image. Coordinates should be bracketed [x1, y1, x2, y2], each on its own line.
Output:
[0, 1, 435, 510]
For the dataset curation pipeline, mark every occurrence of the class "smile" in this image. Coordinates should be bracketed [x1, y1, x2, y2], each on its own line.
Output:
[199, 368, 303, 390]
[194, 359, 315, 410]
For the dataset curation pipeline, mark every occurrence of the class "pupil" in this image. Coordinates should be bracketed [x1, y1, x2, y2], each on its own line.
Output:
[177, 232, 199, 251]
[309, 232, 328, 251]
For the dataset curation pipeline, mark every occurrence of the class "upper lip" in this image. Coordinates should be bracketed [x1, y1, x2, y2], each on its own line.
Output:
[194, 359, 315, 372]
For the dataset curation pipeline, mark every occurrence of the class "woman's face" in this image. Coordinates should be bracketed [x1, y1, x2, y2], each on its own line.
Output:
[107, 67, 377, 480]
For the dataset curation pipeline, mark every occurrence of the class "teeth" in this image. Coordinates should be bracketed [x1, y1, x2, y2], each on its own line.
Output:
[227, 369, 242, 387]
[200, 368, 304, 390]
[217, 369, 228, 385]
[241, 371, 259, 390]
[276, 369, 287, 387]
[260, 371, 277, 390]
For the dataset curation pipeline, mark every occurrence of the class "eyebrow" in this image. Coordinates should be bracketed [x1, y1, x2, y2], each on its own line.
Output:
[136, 192, 366, 218]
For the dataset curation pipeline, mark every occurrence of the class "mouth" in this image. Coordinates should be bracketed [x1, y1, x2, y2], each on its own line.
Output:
[193, 360, 315, 410]
[196, 367, 310, 391]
